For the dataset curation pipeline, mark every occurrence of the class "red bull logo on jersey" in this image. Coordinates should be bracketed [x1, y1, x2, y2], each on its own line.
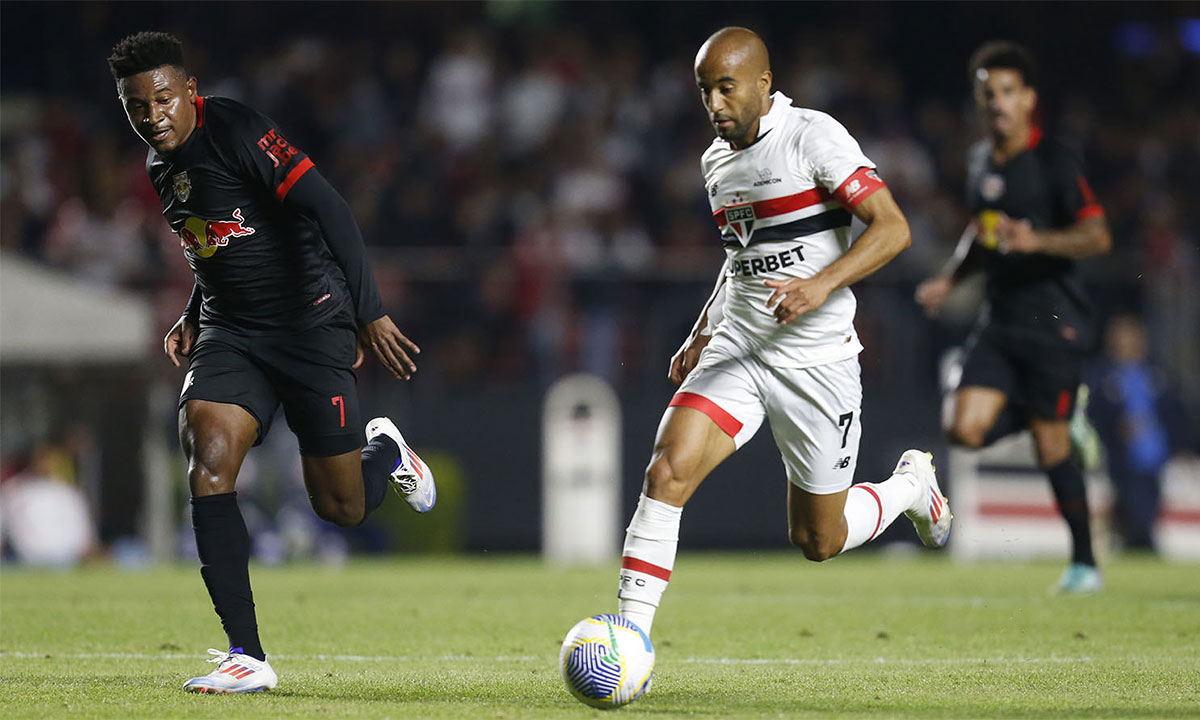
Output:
[178, 208, 256, 258]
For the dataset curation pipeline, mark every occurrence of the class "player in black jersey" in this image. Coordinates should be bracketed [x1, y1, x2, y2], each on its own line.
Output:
[109, 32, 437, 692]
[915, 42, 1112, 593]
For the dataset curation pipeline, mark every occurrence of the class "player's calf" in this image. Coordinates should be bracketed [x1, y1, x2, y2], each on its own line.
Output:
[618, 494, 682, 636]
[946, 423, 987, 450]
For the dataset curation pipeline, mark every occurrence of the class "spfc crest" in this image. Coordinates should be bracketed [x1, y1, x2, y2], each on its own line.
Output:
[721, 202, 756, 244]
[173, 171, 191, 202]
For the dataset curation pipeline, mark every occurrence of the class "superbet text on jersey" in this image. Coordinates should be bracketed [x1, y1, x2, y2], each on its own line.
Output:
[702, 92, 885, 370]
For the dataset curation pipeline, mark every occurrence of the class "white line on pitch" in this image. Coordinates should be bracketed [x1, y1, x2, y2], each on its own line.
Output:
[0, 652, 1106, 666]
[677, 656, 1096, 665]
[0, 652, 542, 662]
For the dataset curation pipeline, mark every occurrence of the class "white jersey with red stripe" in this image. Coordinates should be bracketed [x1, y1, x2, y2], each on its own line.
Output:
[702, 91, 885, 368]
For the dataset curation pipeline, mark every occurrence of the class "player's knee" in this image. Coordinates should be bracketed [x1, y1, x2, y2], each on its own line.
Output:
[946, 422, 985, 449]
[185, 437, 238, 496]
[310, 494, 364, 528]
[643, 455, 690, 506]
[1032, 426, 1072, 469]
[1035, 444, 1071, 470]
[788, 526, 840, 562]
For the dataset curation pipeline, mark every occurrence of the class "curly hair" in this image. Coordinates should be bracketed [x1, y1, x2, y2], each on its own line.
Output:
[108, 31, 185, 79]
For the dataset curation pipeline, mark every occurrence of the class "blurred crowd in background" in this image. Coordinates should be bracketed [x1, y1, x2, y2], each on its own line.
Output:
[1, 2, 1197, 559]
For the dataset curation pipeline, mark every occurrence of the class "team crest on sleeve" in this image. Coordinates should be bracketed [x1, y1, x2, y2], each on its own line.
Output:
[172, 171, 191, 202]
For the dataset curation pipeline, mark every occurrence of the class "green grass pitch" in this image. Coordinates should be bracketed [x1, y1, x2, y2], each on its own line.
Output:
[2, 553, 1198, 718]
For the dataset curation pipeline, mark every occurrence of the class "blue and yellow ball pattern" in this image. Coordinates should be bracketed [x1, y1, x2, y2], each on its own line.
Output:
[559, 614, 655, 708]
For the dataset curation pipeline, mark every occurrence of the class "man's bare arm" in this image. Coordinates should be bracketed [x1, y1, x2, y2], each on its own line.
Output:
[914, 222, 985, 317]
[999, 215, 1111, 258]
[694, 260, 728, 337]
[765, 187, 910, 324]
[669, 260, 727, 385]
[821, 187, 911, 289]
[943, 223, 986, 282]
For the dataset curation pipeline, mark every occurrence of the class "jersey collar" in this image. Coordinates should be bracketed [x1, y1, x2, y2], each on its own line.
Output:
[755, 90, 791, 139]
[988, 124, 1043, 167]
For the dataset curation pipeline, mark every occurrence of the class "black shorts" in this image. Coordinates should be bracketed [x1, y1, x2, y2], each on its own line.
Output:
[180, 322, 362, 456]
[959, 325, 1084, 421]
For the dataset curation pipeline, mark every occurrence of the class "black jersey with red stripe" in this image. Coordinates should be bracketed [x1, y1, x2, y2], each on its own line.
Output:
[147, 96, 352, 331]
[966, 129, 1104, 347]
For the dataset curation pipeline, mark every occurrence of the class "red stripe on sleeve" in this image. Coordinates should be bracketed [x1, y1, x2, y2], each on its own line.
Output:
[275, 157, 314, 201]
[621, 556, 672, 581]
[668, 392, 744, 437]
[1074, 177, 1103, 221]
[834, 166, 886, 210]
[1076, 176, 1099, 205]
[194, 96, 205, 129]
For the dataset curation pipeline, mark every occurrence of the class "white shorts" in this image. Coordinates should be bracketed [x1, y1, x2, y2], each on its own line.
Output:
[670, 335, 863, 495]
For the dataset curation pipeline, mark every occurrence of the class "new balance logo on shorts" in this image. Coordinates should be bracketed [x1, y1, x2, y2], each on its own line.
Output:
[832, 456, 852, 470]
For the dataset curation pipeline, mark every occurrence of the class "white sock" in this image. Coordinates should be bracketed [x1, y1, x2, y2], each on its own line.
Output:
[839, 470, 921, 554]
[617, 494, 682, 635]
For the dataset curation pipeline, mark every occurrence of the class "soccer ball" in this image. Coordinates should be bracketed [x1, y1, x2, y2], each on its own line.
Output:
[559, 614, 655, 708]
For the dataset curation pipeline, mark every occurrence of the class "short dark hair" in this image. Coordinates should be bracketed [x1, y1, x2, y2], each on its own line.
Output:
[108, 31, 185, 80]
[969, 41, 1037, 89]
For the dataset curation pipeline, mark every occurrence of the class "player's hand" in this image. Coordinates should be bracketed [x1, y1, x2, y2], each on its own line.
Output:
[915, 276, 954, 317]
[764, 275, 833, 324]
[668, 333, 711, 386]
[359, 315, 420, 380]
[163, 315, 198, 368]
[996, 215, 1041, 254]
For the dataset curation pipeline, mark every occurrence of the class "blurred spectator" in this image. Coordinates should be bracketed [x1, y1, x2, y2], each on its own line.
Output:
[1087, 314, 1193, 551]
[0, 442, 97, 566]
[422, 28, 495, 153]
[2, 5, 1196, 400]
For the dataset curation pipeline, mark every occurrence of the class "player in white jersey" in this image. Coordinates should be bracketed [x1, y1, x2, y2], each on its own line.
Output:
[614, 27, 952, 638]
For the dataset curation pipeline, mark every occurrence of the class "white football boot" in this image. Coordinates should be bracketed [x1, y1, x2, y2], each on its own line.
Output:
[366, 417, 437, 512]
[897, 450, 953, 548]
[182, 648, 278, 693]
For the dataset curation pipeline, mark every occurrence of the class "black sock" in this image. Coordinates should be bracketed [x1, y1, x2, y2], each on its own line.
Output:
[1046, 459, 1096, 567]
[360, 434, 399, 521]
[191, 493, 265, 661]
[983, 405, 1027, 446]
